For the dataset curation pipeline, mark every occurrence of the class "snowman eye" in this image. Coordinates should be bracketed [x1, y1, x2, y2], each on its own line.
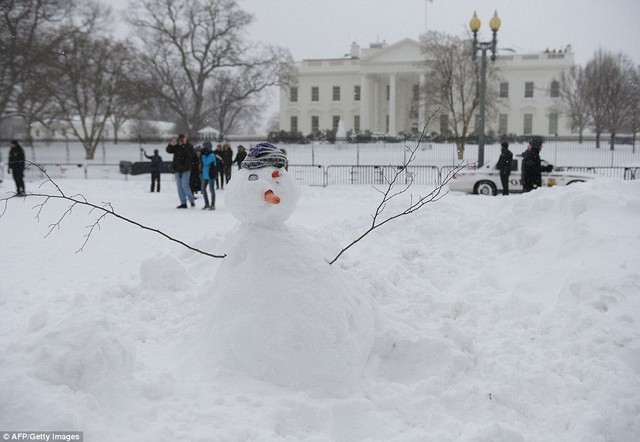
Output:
[248, 174, 258, 181]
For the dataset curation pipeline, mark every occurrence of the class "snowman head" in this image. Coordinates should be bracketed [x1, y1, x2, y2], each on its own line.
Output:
[225, 142, 300, 225]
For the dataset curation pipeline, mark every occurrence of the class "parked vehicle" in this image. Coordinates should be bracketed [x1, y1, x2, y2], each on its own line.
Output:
[449, 156, 596, 195]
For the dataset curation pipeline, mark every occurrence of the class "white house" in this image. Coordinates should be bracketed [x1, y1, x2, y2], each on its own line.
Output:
[279, 38, 576, 137]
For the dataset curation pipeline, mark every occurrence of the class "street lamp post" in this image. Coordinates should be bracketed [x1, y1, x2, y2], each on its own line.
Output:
[470, 10, 501, 167]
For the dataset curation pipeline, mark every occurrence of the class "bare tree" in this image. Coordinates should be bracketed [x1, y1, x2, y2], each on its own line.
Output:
[127, 0, 293, 138]
[419, 31, 498, 160]
[560, 65, 590, 143]
[109, 47, 154, 144]
[604, 53, 636, 151]
[205, 61, 286, 137]
[0, 0, 73, 123]
[584, 50, 636, 150]
[627, 67, 640, 154]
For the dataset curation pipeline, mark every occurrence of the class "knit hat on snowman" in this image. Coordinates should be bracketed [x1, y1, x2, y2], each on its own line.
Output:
[242, 141, 287, 170]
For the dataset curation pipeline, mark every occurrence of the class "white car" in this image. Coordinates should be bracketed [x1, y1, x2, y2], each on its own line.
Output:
[449, 157, 595, 195]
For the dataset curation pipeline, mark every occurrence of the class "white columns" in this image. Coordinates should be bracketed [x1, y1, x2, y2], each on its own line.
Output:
[418, 73, 426, 132]
[388, 73, 397, 136]
[360, 74, 369, 132]
[373, 80, 380, 133]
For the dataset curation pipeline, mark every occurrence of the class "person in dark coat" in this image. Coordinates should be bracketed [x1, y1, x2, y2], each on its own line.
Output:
[222, 143, 234, 184]
[496, 141, 513, 195]
[521, 136, 552, 192]
[213, 144, 226, 190]
[8, 140, 26, 196]
[190, 146, 202, 196]
[143, 148, 163, 192]
[166, 134, 196, 208]
[234, 145, 247, 169]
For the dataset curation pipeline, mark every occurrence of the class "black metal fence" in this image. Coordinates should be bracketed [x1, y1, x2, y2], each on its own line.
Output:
[18, 162, 640, 188]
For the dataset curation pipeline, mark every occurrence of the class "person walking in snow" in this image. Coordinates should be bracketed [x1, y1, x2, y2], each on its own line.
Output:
[166, 134, 196, 208]
[496, 141, 513, 195]
[142, 148, 163, 192]
[8, 140, 26, 196]
[199, 141, 217, 210]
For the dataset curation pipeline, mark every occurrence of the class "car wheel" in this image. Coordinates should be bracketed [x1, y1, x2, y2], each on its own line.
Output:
[474, 180, 497, 196]
[567, 180, 585, 185]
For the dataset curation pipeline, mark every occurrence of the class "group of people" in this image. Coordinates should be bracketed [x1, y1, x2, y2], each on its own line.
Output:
[162, 134, 247, 209]
[496, 135, 552, 195]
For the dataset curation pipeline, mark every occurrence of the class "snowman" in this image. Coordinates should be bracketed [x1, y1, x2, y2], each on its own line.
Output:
[208, 142, 375, 393]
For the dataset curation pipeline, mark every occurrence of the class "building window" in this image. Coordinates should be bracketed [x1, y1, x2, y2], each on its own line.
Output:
[439, 114, 449, 134]
[550, 81, 560, 98]
[499, 114, 508, 134]
[36, 129, 40, 137]
[354, 85, 361, 101]
[290, 87, 298, 102]
[499, 82, 509, 98]
[525, 82, 534, 98]
[311, 86, 319, 102]
[386, 85, 390, 100]
[332, 115, 340, 130]
[523, 114, 533, 135]
[311, 115, 319, 132]
[290, 116, 298, 132]
[354, 115, 360, 132]
[413, 84, 420, 101]
[332, 86, 341, 101]
[548, 113, 558, 134]
[386, 115, 389, 132]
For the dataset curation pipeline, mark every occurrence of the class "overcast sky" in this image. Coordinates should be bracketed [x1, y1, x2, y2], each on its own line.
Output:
[112, 0, 640, 66]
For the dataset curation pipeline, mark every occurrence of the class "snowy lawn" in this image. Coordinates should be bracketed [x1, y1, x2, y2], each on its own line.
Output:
[1, 174, 639, 441]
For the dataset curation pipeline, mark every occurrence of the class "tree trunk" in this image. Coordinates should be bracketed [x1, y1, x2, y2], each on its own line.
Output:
[610, 133, 615, 151]
[84, 142, 96, 160]
[456, 140, 465, 160]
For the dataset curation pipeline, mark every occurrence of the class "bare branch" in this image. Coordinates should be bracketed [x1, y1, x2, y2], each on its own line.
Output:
[328, 111, 467, 265]
[1, 162, 226, 259]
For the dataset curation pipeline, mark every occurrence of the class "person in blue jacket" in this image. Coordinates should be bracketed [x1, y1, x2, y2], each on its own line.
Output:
[142, 148, 163, 192]
[200, 141, 217, 210]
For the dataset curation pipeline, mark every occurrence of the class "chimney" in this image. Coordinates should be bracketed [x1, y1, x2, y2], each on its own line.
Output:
[350, 42, 360, 59]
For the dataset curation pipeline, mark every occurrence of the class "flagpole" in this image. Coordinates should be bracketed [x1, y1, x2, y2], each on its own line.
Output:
[425, 0, 428, 34]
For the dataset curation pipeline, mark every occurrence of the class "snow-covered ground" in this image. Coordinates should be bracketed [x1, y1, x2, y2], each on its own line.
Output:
[1, 168, 639, 441]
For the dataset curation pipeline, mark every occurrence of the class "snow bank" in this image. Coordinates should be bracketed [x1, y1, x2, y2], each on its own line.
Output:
[1, 175, 639, 441]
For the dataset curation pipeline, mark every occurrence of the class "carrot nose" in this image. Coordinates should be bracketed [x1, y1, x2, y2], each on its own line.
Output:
[264, 190, 281, 204]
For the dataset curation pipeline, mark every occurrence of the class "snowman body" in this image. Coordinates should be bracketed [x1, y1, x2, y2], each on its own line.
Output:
[209, 165, 375, 392]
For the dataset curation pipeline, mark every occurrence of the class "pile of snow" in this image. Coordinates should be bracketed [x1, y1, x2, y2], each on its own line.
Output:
[1, 172, 639, 441]
[207, 167, 374, 393]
